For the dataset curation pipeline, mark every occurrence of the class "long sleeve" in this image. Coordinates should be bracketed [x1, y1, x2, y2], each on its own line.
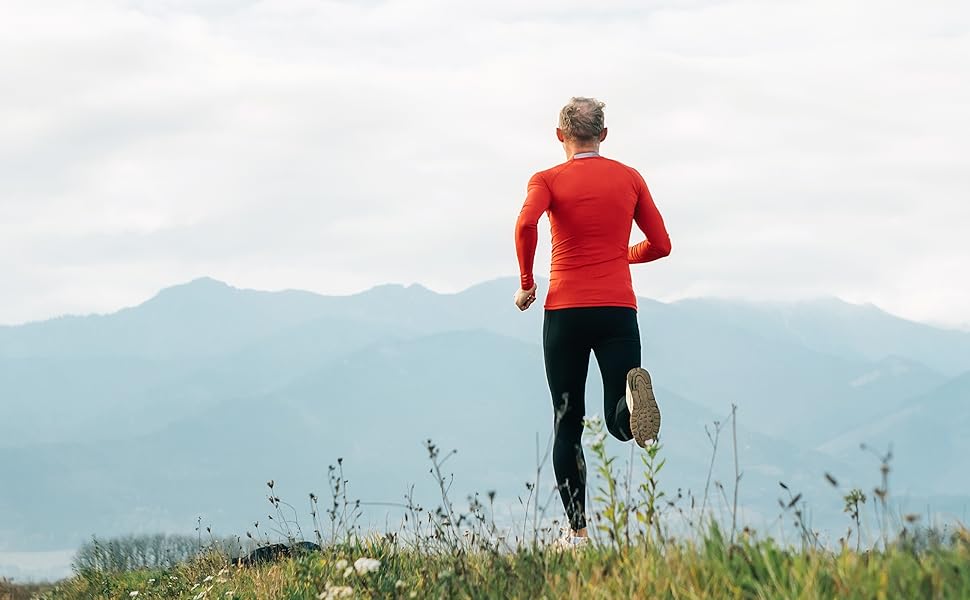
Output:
[514, 172, 551, 290]
[628, 172, 671, 264]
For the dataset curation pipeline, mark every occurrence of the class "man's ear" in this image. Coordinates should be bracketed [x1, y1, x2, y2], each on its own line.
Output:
[556, 128, 565, 142]
[599, 128, 608, 142]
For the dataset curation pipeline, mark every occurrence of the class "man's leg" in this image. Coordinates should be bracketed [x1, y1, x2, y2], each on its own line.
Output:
[543, 308, 591, 533]
[592, 307, 641, 442]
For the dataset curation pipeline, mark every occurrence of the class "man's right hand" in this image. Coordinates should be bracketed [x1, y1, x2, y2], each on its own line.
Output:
[514, 285, 538, 311]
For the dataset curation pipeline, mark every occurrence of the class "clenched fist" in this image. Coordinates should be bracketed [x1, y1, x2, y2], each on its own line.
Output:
[514, 284, 538, 311]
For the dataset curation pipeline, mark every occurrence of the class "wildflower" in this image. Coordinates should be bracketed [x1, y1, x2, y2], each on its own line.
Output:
[318, 585, 354, 599]
[343, 566, 353, 578]
[129, 593, 139, 598]
[353, 557, 381, 574]
[395, 579, 406, 589]
[335, 559, 348, 570]
[147, 578, 156, 584]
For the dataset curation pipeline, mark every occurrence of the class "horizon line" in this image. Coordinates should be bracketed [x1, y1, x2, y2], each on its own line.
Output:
[2, 275, 967, 334]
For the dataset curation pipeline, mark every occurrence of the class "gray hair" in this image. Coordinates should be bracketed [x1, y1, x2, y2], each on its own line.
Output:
[558, 97, 606, 141]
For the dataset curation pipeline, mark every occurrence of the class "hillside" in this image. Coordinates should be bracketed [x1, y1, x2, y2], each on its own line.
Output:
[2, 276, 969, 577]
[817, 372, 970, 495]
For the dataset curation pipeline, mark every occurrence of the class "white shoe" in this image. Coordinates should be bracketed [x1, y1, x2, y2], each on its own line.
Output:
[626, 367, 661, 447]
[553, 528, 589, 551]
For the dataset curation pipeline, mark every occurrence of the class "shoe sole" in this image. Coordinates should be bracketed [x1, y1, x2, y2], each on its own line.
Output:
[627, 367, 661, 447]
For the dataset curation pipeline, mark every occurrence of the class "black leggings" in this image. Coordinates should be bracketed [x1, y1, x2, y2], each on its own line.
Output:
[542, 306, 640, 531]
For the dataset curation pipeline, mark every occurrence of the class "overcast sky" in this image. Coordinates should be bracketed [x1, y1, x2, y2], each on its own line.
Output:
[1, 0, 968, 328]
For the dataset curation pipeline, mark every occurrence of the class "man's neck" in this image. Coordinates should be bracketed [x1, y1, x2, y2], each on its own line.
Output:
[564, 143, 600, 159]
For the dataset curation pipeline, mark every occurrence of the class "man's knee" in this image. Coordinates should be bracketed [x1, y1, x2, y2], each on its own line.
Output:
[553, 392, 584, 434]
[555, 409, 584, 439]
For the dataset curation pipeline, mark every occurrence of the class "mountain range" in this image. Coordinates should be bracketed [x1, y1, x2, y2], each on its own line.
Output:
[2, 277, 968, 578]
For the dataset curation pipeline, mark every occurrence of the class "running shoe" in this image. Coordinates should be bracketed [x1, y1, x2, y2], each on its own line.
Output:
[626, 367, 661, 447]
[553, 528, 590, 551]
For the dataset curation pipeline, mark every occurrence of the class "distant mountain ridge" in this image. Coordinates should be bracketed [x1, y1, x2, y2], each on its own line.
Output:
[4, 276, 968, 369]
[1, 277, 968, 560]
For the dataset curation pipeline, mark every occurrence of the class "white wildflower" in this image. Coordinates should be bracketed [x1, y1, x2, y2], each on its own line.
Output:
[395, 579, 406, 589]
[318, 585, 354, 599]
[342, 566, 353, 578]
[353, 557, 381, 574]
[129, 592, 139, 598]
[147, 578, 156, 584]
[335, 558, 348, 570]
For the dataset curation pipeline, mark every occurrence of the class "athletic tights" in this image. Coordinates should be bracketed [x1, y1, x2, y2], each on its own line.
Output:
[543, 305, 640, 531]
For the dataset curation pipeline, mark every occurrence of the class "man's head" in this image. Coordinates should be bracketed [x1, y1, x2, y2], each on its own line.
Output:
[557, 97, 608, 148]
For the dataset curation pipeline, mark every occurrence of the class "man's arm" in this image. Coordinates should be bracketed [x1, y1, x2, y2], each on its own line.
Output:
[514, 172, 552, 290]
[628, 172, 671, 263]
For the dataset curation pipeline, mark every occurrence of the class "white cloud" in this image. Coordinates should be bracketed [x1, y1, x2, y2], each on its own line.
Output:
[0, 0, 967, 326]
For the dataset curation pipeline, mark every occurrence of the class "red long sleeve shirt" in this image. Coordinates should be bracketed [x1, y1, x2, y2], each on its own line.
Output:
[514, 154, 671, 310]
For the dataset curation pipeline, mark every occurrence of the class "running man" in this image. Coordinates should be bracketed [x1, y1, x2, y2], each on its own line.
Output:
[513, 97, 671, 548]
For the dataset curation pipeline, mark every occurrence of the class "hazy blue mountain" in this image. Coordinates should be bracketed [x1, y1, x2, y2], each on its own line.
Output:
[0, 355, 196, 445]
[667, 297, 970, 376]
[817, 371, 970, 496]
[0, 278, 338, 359]
[449, 280, 954, 443]
[0, 330, 873, 552]
[1, 276, 968, 569]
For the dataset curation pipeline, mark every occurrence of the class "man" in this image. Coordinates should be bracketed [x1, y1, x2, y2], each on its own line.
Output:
[513, 97, 671, 548]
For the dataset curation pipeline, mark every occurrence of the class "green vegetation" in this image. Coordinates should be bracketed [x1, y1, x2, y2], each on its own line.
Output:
[15, 410, 970, 599]
[1, 578, 54, 600]
[28, 526, 970, 599]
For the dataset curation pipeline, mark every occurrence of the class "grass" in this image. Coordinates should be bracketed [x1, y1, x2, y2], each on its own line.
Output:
[29, 526, 970, 599]
[1, 578, 55, 600]
[12, 408, 970, 599]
